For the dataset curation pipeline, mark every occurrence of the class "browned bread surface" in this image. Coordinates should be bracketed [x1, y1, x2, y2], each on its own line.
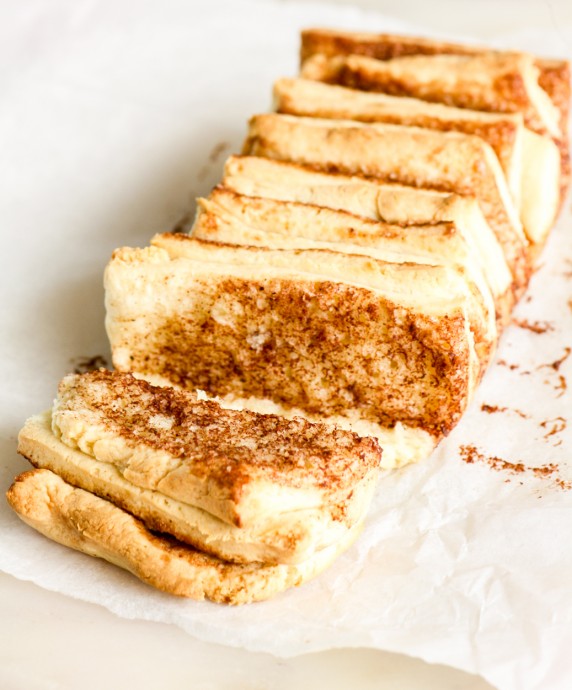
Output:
[243, 114, 529, 292]
[50, 370, 381, 528]
[6, 469, 358, 604]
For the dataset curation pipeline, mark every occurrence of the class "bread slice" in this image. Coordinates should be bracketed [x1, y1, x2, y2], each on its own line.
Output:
[105, 235, 484, 449]
[7, 469, 361, 604]
[35, 370, 380, 537]
[192, 187, 498, 354]
[18, 407, 377, 565]
[222, 155, 513, 314]
[273, 77, 561, 244]
[243, 113, 528, 292]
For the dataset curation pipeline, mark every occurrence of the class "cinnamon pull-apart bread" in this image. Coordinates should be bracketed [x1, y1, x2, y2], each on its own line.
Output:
[105, 235, 488, 465]
[192, 187, 498, 348]
[273, 78, 561, 245]
[243, 114, 529, 294]
[7, 469, 362, 604]
[16, 370, 380, 566]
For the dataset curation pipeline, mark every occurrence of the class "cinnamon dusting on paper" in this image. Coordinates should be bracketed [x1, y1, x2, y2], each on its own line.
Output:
[540, 417, 566, 446]
[496, 358, 520, 371]
[480, 404, 529, 419]
[496, 359, 531, 376]
[537, 348, 570, 397]
[459, 445, 571, 490]
[539, 347, 571, 372]
[512, 319, 554, 334]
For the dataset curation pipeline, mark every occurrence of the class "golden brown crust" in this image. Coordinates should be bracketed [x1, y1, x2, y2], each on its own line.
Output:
[299, 29, 570, 198]
[221, 155, 515, 326]
[273, 77, 522, 198]
[243, 114, 529, 293]
[193, 187, 498, 367]
[300, 53, 554, 138]
[300, 29, 569, 102]
[19, 411, 375, 565]
[6, 469, 359, 604]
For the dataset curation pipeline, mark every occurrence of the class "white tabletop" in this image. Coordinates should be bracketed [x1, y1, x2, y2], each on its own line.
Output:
[2, 1, 570, 688]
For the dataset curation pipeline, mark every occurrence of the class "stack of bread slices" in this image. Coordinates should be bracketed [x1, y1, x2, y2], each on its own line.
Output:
[8, 29, 570, 604]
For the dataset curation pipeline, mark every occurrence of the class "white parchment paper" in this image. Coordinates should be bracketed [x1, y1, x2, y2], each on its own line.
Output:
[1, 2, 571, 689]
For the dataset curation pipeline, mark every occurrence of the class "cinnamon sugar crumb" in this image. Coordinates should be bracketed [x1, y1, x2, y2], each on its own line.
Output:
[480, 404, 528, 419]
[512, 319, 554, 334]
[459, 444, 570, 490]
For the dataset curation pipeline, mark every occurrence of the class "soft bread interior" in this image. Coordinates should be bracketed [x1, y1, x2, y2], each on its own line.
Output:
[151, 233, 479, 319]
[192, 189, 498, 354]
[273, 78, 561, 243]
[106, 242, 480, 437]
[49, 371, 381, 531]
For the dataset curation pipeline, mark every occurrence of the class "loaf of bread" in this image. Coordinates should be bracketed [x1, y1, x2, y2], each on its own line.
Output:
[7, 27, 569, 603]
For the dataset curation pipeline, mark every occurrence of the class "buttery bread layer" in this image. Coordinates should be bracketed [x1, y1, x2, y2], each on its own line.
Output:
[19, 410, 375, 566]
[243, 113, 529, 293]
[273, 78, 561, 245]
[193, 186, 498, 357]
[222, 155, 513, 313]
[37, 370, 381, 537]
[7, 469, 361, 604]
[106, 236, 484, 445]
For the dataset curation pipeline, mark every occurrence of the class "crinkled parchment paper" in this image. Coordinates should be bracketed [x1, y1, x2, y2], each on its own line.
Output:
[1, 2, 571, 689]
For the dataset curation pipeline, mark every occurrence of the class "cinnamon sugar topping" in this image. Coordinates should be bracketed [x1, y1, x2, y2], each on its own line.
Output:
[459, 444, 571, 490]
[55, 370, 382, 491]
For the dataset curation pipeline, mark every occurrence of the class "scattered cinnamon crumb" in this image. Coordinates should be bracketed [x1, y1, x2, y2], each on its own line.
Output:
[555, 375, 567, 398]
[536, 348, 570, 397]
[480, 404, 529, 419]
[71, 355, 108, 374]
[512, 318, 554, 334]
[540, 417, 566, 446]
[540, 347, 571, 372]
[496, 358, 519, 371]
[459, 445, 571, 490]
[540, 417, 567, 439]
[563, 258, 572, 279]
[495, 359, 532, 376]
